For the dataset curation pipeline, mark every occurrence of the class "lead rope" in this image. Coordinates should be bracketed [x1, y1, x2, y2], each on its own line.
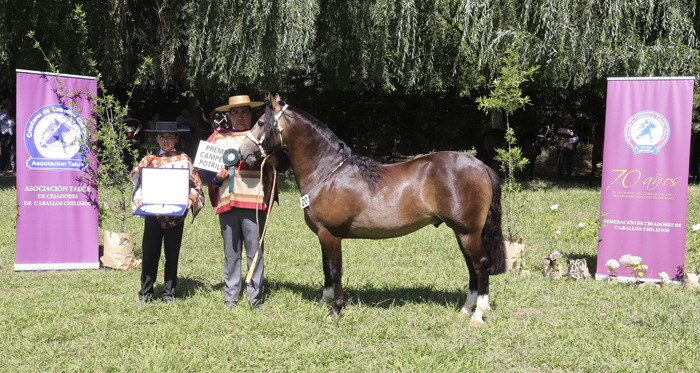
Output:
[245, 105, 287, 284]
[245, 155, 277, 285]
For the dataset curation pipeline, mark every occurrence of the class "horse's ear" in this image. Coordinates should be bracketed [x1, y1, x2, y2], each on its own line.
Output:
[274, 93, 282, 101]
[269, 93, 281, 112]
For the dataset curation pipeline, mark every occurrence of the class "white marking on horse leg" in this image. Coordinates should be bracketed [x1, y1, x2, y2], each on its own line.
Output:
[459, 290, 478, 316]
[321, 287, 334, 303]
[470, 295, 489, 325]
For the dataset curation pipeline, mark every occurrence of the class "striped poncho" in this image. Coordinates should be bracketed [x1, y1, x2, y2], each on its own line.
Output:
[130, 150, 205, 229]
[206, 129, 276, 215]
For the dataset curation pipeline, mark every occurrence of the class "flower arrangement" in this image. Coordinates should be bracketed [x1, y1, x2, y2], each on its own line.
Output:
[619, 254, 648, 279]
[548, 251, 564, 266]
[605, 259, 620, 276]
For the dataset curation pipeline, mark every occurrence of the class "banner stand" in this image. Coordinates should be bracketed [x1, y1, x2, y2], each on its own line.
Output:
[14, 70, 99, 271]
[596, 77, 694, 282]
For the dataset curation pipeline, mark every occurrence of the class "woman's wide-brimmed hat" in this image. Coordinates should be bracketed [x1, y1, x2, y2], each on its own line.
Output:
[144, 121, 189, 133]
[215, 95, 264, 112]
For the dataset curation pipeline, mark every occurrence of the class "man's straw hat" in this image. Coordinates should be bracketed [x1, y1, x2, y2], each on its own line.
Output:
[216, 95, 264, 112]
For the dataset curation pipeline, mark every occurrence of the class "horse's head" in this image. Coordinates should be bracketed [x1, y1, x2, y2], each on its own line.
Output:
[239, 93, 289, 166]
[212, 112, 230, 131]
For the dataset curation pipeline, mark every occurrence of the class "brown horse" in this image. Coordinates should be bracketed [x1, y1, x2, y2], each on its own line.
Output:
[239, 94, 506, 325]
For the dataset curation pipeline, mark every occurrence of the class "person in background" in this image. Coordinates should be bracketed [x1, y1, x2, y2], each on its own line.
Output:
[123, 111, 142, 167]
[554, 114, 580, 182]
[198, 95, 289, 310]
[0, 99, 16, 172]
[131, 121, 204, 307]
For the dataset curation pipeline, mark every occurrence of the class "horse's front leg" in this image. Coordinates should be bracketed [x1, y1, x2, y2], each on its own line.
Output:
[320, 251, 334, 303]
[318, 229, 344, 316]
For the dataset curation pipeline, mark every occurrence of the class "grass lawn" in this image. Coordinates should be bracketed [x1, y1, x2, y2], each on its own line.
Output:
[1, 157, 700, 372]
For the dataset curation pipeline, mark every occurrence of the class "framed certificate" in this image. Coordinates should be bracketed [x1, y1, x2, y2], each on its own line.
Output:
[132, 167, 190, 217]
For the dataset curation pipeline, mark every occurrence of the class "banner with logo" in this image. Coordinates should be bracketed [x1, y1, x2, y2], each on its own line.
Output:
[596, 77, 694, 282]
[15, 70, 99, 270]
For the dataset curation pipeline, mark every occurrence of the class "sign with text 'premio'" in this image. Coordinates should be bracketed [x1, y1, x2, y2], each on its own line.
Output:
[596, 77, 694, 282]
[193, 140, 226, 172]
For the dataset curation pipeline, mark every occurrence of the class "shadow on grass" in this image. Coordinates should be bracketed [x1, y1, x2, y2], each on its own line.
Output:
[149, 277, 209, 300]
[269, 280, 469, 311]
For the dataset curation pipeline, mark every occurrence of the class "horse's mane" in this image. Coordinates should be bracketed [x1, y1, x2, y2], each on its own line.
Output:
[263, 102, 381, 190]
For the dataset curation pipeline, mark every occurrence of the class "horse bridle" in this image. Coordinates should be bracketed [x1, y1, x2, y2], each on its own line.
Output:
[245, 104, 289, 158]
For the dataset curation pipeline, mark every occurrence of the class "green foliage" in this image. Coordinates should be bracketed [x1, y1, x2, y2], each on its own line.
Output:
[4, 0, 700, 97]
[477, 38, 538, 239]
[459, 147, 477, 156]
[29, 5, 153, 232]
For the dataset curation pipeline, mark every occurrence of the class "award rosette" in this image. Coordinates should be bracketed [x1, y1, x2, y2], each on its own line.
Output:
[222, 148, 240, 194]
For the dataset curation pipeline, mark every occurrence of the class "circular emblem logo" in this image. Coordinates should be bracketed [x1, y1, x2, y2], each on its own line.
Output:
[24, 104, 88, 170]
[624, 111, 669, 155]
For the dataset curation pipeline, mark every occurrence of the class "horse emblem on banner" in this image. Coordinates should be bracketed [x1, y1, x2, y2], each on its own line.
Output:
[24, 104, 88, 170]
[624, 111, 670, 155]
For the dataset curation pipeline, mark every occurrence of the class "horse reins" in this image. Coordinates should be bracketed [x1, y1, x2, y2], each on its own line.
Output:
[244, 104, 288, 284]
[245, 155, 278, 285]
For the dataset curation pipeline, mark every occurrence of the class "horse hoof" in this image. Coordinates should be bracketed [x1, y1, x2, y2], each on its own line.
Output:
[469, 320, 484, 327]
[458, 309, 470, 318]
[328, 307, 342, 317]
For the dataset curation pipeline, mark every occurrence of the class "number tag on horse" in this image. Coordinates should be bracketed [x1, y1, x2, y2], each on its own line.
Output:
[300, 194, 310, 209]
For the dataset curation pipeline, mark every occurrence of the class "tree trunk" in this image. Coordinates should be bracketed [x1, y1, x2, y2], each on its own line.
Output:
[490, 108, 505, 129]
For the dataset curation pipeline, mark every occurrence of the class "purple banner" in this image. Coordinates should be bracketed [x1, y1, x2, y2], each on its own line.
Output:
[15, 70, 98, 270]
[597, 77, 694, 282]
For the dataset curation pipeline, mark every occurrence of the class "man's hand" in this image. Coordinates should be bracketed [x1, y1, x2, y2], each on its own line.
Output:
[135, 198, 142, 206]
[267, 155, 279, 167]
[216, 166, 229, 181]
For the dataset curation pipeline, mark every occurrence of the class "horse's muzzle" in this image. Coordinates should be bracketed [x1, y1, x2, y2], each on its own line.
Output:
[242, 153, 258, 167]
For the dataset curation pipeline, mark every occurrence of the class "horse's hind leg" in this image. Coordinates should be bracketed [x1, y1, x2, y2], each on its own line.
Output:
[455, 232, 490, 325]
[317, 229, 344, 316]
[461, 260, 479, 314]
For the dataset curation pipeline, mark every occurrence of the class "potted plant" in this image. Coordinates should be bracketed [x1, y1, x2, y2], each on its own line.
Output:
[505, 236, 525, 272]
[683, 270, 700, 291]
[619, 254, 648, 282]
[476, 37, 539, 254]
[605, 259, 620, 283]
[514, 250, 531, 277]
[543, 251, 565, 279]
[30, 31, 151, 270]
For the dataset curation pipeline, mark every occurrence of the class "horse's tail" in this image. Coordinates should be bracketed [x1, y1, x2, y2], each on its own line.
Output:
[482, 166, 506, 275]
